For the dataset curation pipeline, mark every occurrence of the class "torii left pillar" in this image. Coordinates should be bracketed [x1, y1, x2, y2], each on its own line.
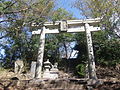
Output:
[32, 26, 46, 78]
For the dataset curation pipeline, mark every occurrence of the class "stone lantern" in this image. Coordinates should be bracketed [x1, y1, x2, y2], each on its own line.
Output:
[43, 59, 52, 79]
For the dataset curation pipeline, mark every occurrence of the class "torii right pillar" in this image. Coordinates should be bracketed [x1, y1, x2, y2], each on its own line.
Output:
[85, 23, 97, 81]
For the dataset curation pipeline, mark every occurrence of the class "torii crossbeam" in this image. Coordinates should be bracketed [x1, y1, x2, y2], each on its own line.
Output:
[32, 18, 101, 81]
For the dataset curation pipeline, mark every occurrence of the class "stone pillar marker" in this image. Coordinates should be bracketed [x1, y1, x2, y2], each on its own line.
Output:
[30, 61, 36, 78]
[14, 59, 24, 74]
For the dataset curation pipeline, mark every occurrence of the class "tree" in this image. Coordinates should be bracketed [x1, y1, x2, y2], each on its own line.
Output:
[74, 0, 120, 38]
[0, 0, 75, 70]
[44, 8, 75, 65]
[72, 0, 120, 76]
[93, 31, 120, 67]
[51, 8, 75, 21]
[0, 0, 55, 68]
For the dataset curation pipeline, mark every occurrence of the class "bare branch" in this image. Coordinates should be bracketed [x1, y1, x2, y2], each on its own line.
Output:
[0, 34, 8, 39]
[3, 1, 17, 10]
[0, 18, 16, 23]
[0, 8, 29, 16]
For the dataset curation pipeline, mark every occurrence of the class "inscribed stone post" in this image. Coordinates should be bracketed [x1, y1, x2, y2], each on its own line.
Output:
[14, 59, 24, 74]
[30, 61, 36, 78]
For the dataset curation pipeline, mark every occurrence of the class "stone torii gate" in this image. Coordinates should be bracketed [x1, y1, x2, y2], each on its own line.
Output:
[32, 18, 101, 80]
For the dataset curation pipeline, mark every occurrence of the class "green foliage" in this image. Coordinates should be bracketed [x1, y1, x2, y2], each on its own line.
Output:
[74, 30, 120, 77]
[74, 0, 120, 37]
[51, 8, 74, 21]
[74, 0, 119, 18]
[96, 39, 120, 66]
[45, 33, 75, 64]
[0, 0, 76, 69]
[74, 32, 87, 63]
[93, 31, 120, 67]
[0, 0, 55, 68]
[44, 8, 75, 63]
[74, 0, 120, 75]
[76, 64, 85, 77]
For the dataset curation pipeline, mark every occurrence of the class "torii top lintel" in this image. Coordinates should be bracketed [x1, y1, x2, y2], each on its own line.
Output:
[32, 18, 101, 34]
[44, 18, 100, 26]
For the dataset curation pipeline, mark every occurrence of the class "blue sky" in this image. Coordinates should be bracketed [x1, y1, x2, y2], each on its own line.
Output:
[56, 0, 84, 19]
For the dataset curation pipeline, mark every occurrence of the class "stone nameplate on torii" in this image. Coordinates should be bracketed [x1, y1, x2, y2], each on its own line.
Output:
[32, 18, 101, 81]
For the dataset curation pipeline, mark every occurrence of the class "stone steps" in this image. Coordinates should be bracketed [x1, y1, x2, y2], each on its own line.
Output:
[0, 79, 120, 90]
